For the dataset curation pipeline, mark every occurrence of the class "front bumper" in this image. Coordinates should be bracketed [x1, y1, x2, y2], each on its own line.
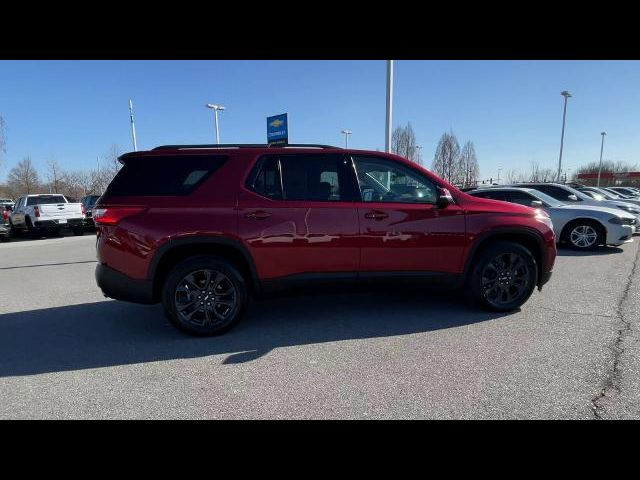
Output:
[606, 224, 635, 246]
[95, 263, 155, 304]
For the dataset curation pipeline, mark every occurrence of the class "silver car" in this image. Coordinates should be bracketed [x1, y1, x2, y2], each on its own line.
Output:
[509, 183, 640, 233]
[469, 187, 636, 250]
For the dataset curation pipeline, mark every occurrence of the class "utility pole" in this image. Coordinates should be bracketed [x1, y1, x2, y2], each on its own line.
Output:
[129, 99, 138, 151]
[206, 103, 226, 144]
[597, 132, 607, 187]
[557, 90, 572, 182]
[385, 60, 393, 153]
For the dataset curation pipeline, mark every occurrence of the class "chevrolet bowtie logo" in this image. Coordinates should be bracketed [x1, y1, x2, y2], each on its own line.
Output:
[270, 119, 284, 128]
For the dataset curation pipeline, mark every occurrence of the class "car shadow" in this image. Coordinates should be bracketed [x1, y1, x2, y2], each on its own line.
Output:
[556, 245, 625, 256]
[0, 288, 510, 377]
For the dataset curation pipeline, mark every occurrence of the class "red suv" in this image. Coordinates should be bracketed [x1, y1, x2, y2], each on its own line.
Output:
[94, 144, 556, 336]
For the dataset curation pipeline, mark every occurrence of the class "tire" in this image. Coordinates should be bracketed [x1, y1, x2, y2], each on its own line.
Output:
[72, 226, 84, 236]
[161, 255, 249, 336]
[25, 217, 41, 240]
[563, 220, 603, 251]
[466, 241, 538, 312]
[9, 220, 19, 237]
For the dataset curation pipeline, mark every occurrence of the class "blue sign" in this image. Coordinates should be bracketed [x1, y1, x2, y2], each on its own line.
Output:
[267, 113, 288, 145]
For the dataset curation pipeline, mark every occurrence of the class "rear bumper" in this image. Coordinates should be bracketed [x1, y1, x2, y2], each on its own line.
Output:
[34, 218, 84, 228]
[95, 263, 156, 304]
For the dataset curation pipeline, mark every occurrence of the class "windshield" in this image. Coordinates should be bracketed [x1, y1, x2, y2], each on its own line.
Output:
[589, 188, 621, 200]
[26, 195, 67, 206]
[527, 190, 564, 208]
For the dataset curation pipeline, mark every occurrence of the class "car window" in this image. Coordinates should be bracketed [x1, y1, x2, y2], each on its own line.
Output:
[471, 190, 509, 201]
[249, 156, 282, 200]
[352, 156, 437, 204]
[105, 155, 227, 196]
[248, 154, 355, 202]
[26, 195, 67, 206]
[279, 154, 352, 201]
[507, 190, 536, 206]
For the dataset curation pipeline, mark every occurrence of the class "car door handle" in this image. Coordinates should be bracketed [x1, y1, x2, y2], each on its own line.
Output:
[245, 210, 272, 220]
[364, 211, 389, 220]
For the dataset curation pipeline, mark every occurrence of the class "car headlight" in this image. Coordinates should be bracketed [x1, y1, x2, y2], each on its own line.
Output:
[617, 205, 640, 215]
[534, 210, 553, 230]
[609, 216, 636, 225]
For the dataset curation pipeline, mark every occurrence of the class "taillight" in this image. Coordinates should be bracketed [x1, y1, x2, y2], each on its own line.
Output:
[81, 204, 86, 215]
[93, 206, 146, 226]
[34, 206, 40, 218]
[1, 209, 7, 221]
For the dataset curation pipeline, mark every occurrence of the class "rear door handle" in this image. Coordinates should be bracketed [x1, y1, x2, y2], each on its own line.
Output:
[364, 211, 389, 220]
[245, 210, 272, 220]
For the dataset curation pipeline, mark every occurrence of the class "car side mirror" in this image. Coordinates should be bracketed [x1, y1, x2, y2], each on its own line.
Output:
[530, 200, 543, 208]
[567, 194, 578, 201]
[436, 187, 454, 209]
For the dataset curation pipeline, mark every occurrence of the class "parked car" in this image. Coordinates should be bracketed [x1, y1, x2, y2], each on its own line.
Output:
[578, 186, 640, 209]
[94, 144, 557, 336]
[1, 202, 12, 242]
[80, 194, 102, 229]
[602, 186, 640, 199]
[9, 194, 85, 237]
[510, 183, 640, 233]
[468, 187, 636, 250]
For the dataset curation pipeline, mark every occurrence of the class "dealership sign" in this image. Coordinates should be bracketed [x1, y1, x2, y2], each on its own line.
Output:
[267, 113, 288, 146]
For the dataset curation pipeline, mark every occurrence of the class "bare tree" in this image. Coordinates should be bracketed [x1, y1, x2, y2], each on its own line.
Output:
[392, 123, 421, 165]
[506, 169, 526, 184]
[459, 141, 480, 187]
[432, 131, 461, 184]
[7, 156, 40, 195]
[46, 157, 65, 194]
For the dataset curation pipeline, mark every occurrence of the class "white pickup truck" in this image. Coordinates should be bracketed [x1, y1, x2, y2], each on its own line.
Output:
[9, 194, 85, 237]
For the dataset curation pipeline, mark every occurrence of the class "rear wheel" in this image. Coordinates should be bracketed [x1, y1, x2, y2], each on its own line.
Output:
[72, 226, 84, 236]
[161, 255, 249, 336]
[564, 220, 603, 250]
[467, 241, 537, 312]
[25, 217, 41, 239]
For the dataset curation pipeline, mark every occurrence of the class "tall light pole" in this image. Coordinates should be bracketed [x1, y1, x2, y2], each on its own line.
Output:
[497, 167, 502, 185]
[557, 90, 572, 182]
[597, 131, 607, 187]
[385, 60, 394, 153]
[206, 103, 226, 144]
[341, 129, 352, 148]
[415, 145, 422, 165]
[129, 99, 138, 151]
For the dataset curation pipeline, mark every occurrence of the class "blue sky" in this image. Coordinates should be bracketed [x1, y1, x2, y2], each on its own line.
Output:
[1, 60, 639, 181]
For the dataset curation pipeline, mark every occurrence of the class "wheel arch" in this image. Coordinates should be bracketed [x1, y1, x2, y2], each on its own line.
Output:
[559, 217, 607, 244]
[464, 228, 545, 287]
[148, 237, 260, 302]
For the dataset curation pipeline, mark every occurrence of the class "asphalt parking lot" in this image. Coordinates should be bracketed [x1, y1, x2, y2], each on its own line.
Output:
[1, 232, 639, 419]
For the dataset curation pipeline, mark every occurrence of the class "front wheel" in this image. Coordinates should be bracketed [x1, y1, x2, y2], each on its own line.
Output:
[161, 255, 249, 336]
[467, 241, 538, 312]
[564, 221, 603, 250]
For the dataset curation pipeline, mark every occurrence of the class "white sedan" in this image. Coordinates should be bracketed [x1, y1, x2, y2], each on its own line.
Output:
[469, 187, 636, 250]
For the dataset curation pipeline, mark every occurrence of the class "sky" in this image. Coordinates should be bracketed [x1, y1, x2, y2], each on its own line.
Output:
[1, 60, 640, 182]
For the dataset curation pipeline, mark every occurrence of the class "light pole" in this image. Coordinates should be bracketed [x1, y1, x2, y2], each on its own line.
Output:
[497, 168, 502, 185]
[557, 90, 572, 182]
[129, 99, 138, 151]
[385, 60, 394, 153]
[341, 129, 352, 148]
[415, 145, 422, 165]
[597, 132, 607, 187]
[206, 103, 226, 144]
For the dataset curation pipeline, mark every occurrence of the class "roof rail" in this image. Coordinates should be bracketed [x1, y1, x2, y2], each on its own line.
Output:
[152, 143, 339, 151]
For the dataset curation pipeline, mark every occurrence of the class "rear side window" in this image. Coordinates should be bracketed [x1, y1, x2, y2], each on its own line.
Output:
[247, 154, 357, 202]
[105, 155, 227, 196]
[27, 195, 67, 206]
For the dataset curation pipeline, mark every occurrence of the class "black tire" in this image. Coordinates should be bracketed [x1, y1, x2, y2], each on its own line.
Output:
[72, 226, 84, 236]
[8, 220, 19, 237]
[25, 217, 41, 240]
[466, 241, 538, 312]
[161, 255, 249, 336]
[562, 219, 604, 251]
